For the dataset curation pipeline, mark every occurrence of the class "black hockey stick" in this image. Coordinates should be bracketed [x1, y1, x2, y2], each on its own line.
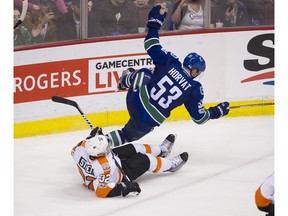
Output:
[111, 153, 131, 182]
[51, 95, 131, 182]
[229, 102, 274, 109]
[51, 96, 94, 129]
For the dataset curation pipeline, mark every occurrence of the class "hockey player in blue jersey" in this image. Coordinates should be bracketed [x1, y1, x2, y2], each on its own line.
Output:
[106, 5, 230, 147]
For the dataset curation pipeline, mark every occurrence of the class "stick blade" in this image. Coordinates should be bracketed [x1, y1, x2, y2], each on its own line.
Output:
[51, 96, 78, 107]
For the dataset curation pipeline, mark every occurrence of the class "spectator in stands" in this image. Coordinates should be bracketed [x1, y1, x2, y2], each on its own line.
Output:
[56, 0, 81, 41]
[171, 0, 204, 30]
[133, 0, 149, 8]
[211, 0, 226, 26]
[133, 0, 152, 28]
[152, 0, 174, 31]
[14, 7, 34, 46]
[15, 0, 68, 14]
[47, 0, 68, 16]
[264, 0, 274, 25]
[223, 0, 249, 27]
[91, 0, 139, 37]
[22, 0, 58, 43]
[243, 0, 265, 25]
[53, 0, 68, 14]
[14, 0, 41, 12]
[88, 0, 96, 13]
[132, 0, 173, 32]
[48, 0, 68, 19]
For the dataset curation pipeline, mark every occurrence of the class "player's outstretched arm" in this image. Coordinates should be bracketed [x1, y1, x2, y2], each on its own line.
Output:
[144, 5, 167, 64]
[146, 5, 167, 30]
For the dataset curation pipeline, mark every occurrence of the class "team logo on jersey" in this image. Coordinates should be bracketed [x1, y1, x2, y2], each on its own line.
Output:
[98, 183, 106, 188]
[101, 163, 110, 171]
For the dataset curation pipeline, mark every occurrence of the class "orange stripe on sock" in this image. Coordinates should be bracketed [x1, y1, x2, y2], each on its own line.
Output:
[153, 157, 162, 173]
[144, 144, 152, 153]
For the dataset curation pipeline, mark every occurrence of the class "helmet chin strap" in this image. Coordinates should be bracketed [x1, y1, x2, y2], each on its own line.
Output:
[191, 68, 200, 79]
[189, 70, 194, 79]
[187, 68, 196, 79]
[183, 67, 192, 78]
[183, 66, 199, 79]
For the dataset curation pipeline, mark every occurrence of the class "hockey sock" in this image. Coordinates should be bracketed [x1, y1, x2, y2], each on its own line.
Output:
[106, 130, 126, 147]
[132, 143, 161, 156]
[146, 154, 171, 173]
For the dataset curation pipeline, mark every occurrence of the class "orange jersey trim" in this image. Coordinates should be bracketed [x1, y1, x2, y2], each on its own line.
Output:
[95, 156, 113, 198]
[71, 141, 85, 156]
[96, 186, 114, 198]
[81, 140, 87, 148]
[255, 187, 273, 207]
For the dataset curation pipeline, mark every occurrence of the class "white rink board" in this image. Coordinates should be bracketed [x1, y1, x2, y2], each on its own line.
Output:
[14, 30, 274, 123]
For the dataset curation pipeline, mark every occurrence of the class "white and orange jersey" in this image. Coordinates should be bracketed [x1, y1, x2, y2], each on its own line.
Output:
[71, 141, 123, 198]
[255, 173, 274, 209]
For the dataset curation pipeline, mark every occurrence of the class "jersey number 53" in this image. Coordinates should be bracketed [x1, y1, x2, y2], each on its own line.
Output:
[150, 76, 183, 109]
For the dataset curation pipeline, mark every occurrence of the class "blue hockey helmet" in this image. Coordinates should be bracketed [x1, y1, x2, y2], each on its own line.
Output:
[183, 52, 206, 75]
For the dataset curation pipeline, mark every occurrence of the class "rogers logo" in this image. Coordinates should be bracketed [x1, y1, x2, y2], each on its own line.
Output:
[14, 70, 82, 93]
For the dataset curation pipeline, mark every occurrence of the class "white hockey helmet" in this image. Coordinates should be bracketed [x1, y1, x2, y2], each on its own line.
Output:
[86, 135, 111, 157]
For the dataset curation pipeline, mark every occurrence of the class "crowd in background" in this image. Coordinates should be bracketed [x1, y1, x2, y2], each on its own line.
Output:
[14, 0, 274, 47]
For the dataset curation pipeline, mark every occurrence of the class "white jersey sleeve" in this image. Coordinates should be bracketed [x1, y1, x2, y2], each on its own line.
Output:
[255, 173, 274, 208]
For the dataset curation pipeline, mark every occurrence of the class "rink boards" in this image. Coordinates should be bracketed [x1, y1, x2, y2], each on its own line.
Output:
[14, 28, 274, 138]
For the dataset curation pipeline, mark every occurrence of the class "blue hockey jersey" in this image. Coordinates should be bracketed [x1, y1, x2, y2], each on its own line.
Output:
[125, 28, 210, 129]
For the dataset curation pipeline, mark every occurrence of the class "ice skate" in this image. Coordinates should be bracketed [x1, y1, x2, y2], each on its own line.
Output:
[166, 152, 189, 172]
[159, 134, 176, 157]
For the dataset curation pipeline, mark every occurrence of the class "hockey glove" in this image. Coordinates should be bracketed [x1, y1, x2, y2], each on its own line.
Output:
[208, 102, 230, 119]
[117, 181, 141, 197]
[147, 5, 167, 30]
[117, 68, 135, 91]
[86, 127, 104, 139]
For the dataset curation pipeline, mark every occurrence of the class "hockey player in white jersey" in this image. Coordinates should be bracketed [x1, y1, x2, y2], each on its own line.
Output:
[71, 127, 188, 198]
[255, 173, 274, 216]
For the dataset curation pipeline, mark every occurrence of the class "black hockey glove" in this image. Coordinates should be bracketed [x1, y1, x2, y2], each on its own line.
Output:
[266, 203, 274, 216]
[147, 5, 167, 30]
[86, 127, 104, 139]
[208, 102, 230, 119]
[117, 181, 141, 197]
[257, 203, 274, 216]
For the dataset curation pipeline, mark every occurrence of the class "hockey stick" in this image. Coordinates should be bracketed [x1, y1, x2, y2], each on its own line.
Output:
[14, 0, 28, 30]
[51, 96, 131, 182]
[51, 96, 94, 129]
[229, 102, 274, 109]
[111, 153, 131, 182]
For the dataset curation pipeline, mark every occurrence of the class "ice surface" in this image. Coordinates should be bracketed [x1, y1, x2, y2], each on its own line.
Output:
[14, 116, 274, 216]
